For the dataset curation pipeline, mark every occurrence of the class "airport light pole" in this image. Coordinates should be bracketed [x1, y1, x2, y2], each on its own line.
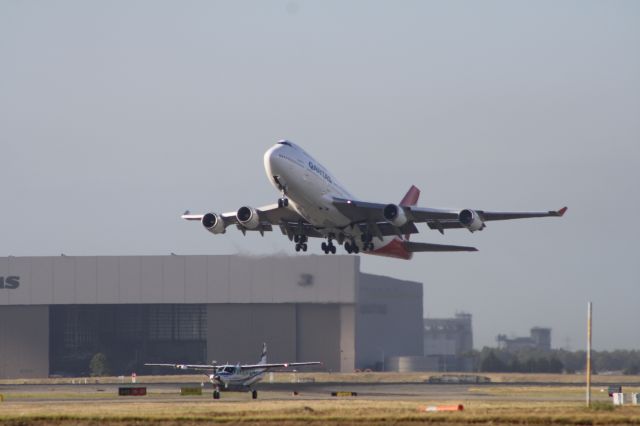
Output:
[586, 301, 592, 407]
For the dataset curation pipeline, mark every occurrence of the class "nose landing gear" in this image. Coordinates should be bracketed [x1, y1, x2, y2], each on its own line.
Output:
[277, 197, 289, 208]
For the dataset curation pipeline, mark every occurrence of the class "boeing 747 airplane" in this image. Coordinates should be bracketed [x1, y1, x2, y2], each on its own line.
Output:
[182, 140, 567, 259]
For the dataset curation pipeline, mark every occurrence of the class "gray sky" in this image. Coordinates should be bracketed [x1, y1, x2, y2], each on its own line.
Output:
[1, 1, 638, 350]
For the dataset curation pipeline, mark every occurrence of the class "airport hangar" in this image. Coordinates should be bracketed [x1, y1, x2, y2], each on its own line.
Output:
[0, 255, 423, 379]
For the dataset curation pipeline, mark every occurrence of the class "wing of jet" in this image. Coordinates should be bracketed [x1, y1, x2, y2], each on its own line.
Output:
[182, 204, 308, 236]
[332, 198, 567, 235]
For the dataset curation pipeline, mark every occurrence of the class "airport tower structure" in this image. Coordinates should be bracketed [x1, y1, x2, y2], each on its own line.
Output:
[497, 327, 552, 352]
[422, 313, 474, 372]
[0, 255, 423, 379]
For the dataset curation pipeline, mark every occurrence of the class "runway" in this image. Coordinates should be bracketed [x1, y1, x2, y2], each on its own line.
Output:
[0, 380, 604, 403]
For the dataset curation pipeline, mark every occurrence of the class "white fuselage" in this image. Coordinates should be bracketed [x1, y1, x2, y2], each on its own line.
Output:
[211, 365, 265, 389]
[264, 142, 395, 250]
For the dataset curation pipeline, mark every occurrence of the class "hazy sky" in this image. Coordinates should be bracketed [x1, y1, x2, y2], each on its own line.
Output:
[1, 1, 638, 350]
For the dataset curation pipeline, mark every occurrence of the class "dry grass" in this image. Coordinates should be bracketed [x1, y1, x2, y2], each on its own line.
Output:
[0, 399, 639, 425]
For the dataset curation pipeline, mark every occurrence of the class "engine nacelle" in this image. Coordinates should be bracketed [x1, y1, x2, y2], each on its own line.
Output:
[458, 209, 485, 232]
[202, 213, 226, 234]
[236, 206, 260, 229]
[383, 204, 408, 227]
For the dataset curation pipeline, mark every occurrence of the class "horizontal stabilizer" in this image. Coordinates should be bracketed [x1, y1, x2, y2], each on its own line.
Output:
[404, 241, 478, 252]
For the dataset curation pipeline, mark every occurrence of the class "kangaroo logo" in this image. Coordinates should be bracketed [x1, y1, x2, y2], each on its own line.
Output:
[298, 274, 314, 287]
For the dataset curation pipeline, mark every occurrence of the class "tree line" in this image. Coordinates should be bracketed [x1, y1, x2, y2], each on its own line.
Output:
[473, 348, 640, 374]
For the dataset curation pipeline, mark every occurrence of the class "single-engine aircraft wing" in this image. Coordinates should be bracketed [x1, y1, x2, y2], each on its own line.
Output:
[144, 363, 217, 371]
[240, 361, 322, 370]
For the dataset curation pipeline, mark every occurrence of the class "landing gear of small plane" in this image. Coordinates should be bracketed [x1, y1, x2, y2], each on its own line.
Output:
[344, 240, 360, 254]
[277, 197, 289, 208]
[213, 389, 220, 399]
[321, 240, 336, 254]
[251, 389, 258, 399]
[294, 235, 308, 252]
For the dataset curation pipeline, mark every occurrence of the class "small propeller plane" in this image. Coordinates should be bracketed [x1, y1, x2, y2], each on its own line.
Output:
[182, 140, 567, 259]
[145, 343, 321, 399]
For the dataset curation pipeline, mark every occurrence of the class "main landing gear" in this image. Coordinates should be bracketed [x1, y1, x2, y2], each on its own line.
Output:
[360, 234, 374, 251]
[321, 239, 336, 254]
[294, 234, 308, 252]
[344, 239, 360, 254]
[213, 389, 220, 399]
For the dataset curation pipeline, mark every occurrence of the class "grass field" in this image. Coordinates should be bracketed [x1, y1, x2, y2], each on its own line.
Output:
[1, 373, 639, 425]
[1, 399, 639, 425]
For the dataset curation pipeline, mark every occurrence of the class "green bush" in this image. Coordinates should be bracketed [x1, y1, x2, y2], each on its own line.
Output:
[89, 352, 109, 377]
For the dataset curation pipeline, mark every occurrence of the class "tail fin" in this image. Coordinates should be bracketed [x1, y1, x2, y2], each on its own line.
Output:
[400, 185, 420, 240]
[399, 185, 420, 206]
[258, 342, 267, 365]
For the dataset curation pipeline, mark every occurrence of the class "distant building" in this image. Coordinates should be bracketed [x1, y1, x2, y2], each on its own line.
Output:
[497, 327, 551, 352]
[422, 313, 474, 372]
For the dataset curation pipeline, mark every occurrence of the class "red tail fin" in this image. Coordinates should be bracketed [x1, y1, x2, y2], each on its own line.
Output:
[399, 185, 420, 241]
[400, 185, 420, 206]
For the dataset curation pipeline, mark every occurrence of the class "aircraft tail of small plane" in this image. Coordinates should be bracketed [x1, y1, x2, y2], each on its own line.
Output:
[258, 342, 267, 365]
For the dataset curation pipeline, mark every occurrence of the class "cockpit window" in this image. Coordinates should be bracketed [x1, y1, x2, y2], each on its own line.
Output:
[277, 140, 293, 147]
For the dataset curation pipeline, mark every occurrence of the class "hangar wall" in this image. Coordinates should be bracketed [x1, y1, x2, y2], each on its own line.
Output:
[0, 306, 49, 378]
[0, 255, 357, 305]
[356, 273, 424, 369]
[206, 303, 353, 372]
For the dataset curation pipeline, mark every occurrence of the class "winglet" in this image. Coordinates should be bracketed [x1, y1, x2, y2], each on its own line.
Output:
[556, 206, 568, 217]
[399, 185, 420, 206]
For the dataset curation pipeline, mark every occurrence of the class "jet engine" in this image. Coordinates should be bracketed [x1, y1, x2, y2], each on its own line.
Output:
[458, 209, 485, 232]
[202, 213, 226, 234]
[236, 206, 260, 229]
[383, 204, 408, 227]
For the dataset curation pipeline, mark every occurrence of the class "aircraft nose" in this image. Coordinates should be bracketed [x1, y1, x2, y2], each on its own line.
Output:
[264, 144, 284, 175]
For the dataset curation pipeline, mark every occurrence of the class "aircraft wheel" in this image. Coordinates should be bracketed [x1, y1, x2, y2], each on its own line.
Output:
[213, 390, 220, 400]
[302, 243, 308, 252]
[330, 245, 336, 254]
[344, 242, 352, 254]
[321, 242, 327, 251]
[295, 244, 301, 252]
[283, 198, 289, 207]
[353, 245, 360, 254]
[252, 390, 258, 399]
